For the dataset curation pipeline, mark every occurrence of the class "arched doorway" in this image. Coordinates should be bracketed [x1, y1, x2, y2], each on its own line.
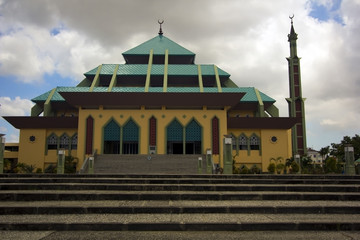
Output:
[185, 119, 202, 154]
[103, 119, 120, 154]
[167, 119, 183, 154]
[122, 119, 139, 154]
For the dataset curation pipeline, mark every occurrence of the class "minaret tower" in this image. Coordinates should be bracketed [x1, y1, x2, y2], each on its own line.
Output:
[286, 16, 307, 156]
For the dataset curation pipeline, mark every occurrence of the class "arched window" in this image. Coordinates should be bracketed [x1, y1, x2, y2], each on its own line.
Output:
[47, 134, 58, 150]
[250, 135, 260, 150]
[238, 134, 248, 150]
[59, 134, 70, 149]
[71, 134, 78, 150]
[232, 135, 237, 150]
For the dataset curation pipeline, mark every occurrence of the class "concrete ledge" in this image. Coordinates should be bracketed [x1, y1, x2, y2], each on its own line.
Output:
[1, 206, 360, 215]
[1, 222, 360, 231]
[1, 192, 360, 201]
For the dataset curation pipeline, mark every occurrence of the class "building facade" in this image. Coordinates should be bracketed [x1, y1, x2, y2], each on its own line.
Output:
[4, 24, 301, 173]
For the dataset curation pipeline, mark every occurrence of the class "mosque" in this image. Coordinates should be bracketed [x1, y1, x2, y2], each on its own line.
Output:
[3, 20, 306, 173]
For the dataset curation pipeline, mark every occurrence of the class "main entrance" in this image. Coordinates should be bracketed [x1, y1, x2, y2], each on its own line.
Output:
[103, 120, 120, 154]
[167, 119, 202, 155]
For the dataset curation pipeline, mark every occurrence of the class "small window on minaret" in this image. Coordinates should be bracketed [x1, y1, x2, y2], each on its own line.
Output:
[293, 65, 299, 73]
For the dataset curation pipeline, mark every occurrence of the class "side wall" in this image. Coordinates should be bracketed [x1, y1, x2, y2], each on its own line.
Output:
[18, 128, 77, 171]
[228, 128, 292, 172]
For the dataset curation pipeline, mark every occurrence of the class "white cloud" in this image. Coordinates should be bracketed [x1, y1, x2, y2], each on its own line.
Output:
[0, 96, 33, 116]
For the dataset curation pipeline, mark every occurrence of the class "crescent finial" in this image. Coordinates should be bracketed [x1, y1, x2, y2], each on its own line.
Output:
[158, 20, 164, 35]
[289, 14, 294, 24]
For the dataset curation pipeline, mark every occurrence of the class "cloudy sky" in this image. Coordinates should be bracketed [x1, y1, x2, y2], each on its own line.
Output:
[0, 0, 359, 151]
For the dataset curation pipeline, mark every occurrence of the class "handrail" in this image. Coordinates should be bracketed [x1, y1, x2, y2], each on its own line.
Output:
[78, 149, 97, 174]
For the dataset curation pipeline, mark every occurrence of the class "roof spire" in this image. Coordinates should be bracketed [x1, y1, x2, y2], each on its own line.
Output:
[158, 20, 164, 35]
[289, 14, 294, 25]
[288, 14, 297, 41]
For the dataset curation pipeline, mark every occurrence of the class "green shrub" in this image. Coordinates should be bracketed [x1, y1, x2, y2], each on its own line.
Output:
[16, 163, 36, 173]
[250, 165, 261, 174]
[290, 161, 299, 173]
[44, 164, 56, 173]
[276, 163, 285, 174]
[240, 165, 249, 174]
[267, 163, 276, 173]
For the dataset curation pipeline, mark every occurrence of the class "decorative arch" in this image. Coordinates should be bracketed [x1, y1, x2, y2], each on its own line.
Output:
[103, 118, 121, 154]
[185, 118, 202, 154]
[249, 133, 260, 150]
[238, 133, 248, 150]
[59, 133, 70, 150]
[249, 133, 261, 155]
[122, 118, 139, 154]
[230, 133, 237, 151]
[47, 133, 58, 151]
[166, 118, 184, 154]
[71, 133, 78, 150]
[211, 117, 219, 155]
[85, 116, 94, 155]
[149, 116, 157, 147]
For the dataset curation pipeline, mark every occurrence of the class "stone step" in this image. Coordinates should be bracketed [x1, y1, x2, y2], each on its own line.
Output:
[0, 183, 359, 192]
[1, 174, 359, 232]
[1, 173, 360, 180]
[1, 190, 359, 201]
[0, 214, 360, 231]
[94, 154, 205, 174]
[1, 177, 360, 185]
[1, 204, 359, 215]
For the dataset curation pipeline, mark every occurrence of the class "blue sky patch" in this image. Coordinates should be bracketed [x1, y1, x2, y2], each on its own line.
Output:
[309, 0, 344, 24]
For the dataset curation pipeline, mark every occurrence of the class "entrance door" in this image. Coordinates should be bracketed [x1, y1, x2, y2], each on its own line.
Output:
[103, 120, 120, 154]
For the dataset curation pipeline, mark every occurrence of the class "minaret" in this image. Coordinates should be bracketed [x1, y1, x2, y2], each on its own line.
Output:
[286, 16, 307, 156]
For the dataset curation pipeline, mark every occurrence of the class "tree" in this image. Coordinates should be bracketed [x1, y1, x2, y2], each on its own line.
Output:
[319, 146, 330, 161]
[330, 134, 360, 161]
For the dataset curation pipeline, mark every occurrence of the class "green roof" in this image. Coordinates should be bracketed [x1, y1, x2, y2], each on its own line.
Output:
[122, 35, 195, 56]
[31, 86, 275, 106]
[84, 64, 230, 77]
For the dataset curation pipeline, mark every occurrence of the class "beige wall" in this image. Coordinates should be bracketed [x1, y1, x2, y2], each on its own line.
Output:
[228, 128, 292, 172]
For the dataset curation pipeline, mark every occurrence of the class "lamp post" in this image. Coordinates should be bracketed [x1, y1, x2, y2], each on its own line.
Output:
[57, 149, 65, 174]
[344, 144, 355, 175]
[223, 135, 233, 174]
[0, 134, 5, 174]
[295, 154, 301, 174]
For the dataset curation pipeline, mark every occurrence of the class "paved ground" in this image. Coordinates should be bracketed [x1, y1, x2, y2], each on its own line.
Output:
[2, 231, 360, 240]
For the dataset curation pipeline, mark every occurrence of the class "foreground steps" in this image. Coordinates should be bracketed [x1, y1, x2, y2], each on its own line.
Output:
[0, 174, 359, 232]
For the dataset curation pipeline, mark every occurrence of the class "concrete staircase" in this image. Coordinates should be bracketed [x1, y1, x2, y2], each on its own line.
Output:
[94, 154, 205, 174]
[0, 174, 360, 232]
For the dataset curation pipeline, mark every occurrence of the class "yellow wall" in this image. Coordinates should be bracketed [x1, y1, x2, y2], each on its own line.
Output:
[15, 110, 293, 174]
[77, 107, 228, 167]
[18, 128, 77, 171]
[228, 128, 292, 172]
[4, 143, 19, 159]
[18, 129, 46, 169]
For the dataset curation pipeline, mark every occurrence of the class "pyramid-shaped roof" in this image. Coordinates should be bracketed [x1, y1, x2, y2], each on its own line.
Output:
[122, 35, 195, 56]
